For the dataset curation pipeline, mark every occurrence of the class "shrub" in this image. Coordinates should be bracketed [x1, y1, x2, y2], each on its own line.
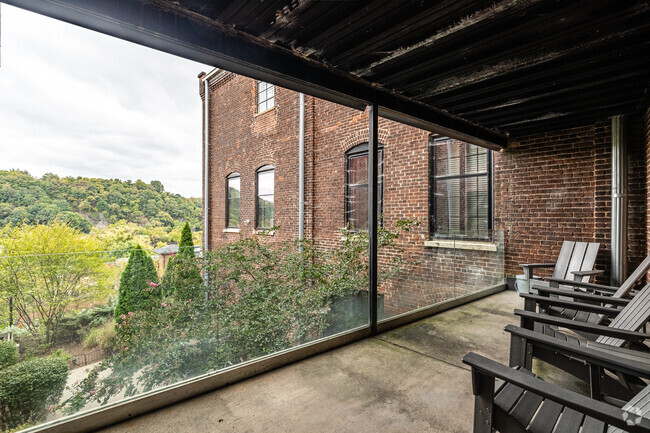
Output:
[114, 245, 160, 321]
[83, 320, 117, 352]
[0, 341, 18, 370]
[0, 355, 69, 430]
[56, 304, 114, 344]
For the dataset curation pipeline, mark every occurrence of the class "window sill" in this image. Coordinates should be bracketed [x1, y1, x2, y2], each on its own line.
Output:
[424, 239, 498, 251]
[253, 229, 275, 236]
[223, 228, 240, 233]
[254, 106, 275, 117]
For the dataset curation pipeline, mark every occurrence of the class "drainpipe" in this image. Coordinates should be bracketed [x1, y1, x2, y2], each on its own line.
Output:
[298, 93, 305, 247]
[203, 77, 210, 253]
[611, 115, 628, 286]
[200, 68, 222, 290]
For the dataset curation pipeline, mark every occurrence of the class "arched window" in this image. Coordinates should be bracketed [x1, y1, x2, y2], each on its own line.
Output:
[345, 143, 383, 231]
[226, 172, 240, 228]
[256, 165, 275, 229]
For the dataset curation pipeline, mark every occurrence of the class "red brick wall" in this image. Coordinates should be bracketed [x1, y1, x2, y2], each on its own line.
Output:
[495, 118, 646, 283]
[202, 73, 303, 245]
[203, 72, 647, 313]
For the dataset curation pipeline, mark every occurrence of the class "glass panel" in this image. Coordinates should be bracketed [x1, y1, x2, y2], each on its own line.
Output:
[258, 170, 274, 196]
[2, 9, 372, 430]
[377, 114, 503, 320]
[257, 195, 274, 228]
[434, 176, 489, 238]
[348, 154, 368, 186]
[347, 185, 368, 231]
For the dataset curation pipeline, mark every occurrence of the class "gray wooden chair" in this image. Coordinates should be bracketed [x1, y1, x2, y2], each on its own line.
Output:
[517, 240, 601, 294]
[509, 283, 650, 401]
[522, 256, 650, 336]
[463, 351, 650, 432]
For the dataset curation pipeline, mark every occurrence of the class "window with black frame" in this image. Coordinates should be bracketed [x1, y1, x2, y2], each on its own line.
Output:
[345, 143, 383, 231]
[256, 165, 275, 229]
[226, 172, 240, 228]
[430, 137, 492, 239]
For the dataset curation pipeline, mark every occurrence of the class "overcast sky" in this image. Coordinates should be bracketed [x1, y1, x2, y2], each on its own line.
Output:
[0, 4, 211, 197]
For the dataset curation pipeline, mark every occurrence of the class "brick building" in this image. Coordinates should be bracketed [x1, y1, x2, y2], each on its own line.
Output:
[200, 69, 648, 315]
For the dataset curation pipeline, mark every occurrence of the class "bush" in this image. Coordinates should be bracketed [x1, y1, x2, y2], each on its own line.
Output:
[56, 304, 114, 344]
[83, 320, 117, 352]
[0, 341, 18, 370]
[0, 355, 69, 430]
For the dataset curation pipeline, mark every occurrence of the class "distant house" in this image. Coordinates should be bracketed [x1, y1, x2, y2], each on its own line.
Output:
[153, 243, 178, 272]
[153, 243, 201, 273]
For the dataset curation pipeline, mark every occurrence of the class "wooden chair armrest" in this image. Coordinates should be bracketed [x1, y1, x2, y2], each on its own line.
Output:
[462, 352, 650, 432]
[546, 277, 618, 293]
[505, 325, 650, 378]
[572, 269, 605, 277]
[521, 263, 556, 269]
[521, 293, 623, 315]
[514, 309, 649, 342]
[533, 286, 630, 306]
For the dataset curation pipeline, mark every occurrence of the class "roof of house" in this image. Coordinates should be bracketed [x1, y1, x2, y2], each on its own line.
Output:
[153, 244, 179, 255]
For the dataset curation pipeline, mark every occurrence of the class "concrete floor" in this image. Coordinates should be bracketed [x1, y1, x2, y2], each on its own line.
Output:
[96, 290, 554, 433]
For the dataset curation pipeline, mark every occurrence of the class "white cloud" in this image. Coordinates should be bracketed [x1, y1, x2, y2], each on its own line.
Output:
[0, 4, 211, 197]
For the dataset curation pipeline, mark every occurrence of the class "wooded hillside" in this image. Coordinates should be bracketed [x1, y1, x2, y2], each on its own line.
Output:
[0, 170, 201, 233]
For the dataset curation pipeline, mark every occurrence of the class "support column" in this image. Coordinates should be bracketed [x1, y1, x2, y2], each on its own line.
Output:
[369, 104, 379, 335]
[611, 115, 628, 286]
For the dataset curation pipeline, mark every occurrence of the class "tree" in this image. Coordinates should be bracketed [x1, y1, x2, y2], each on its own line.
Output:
[160, 223, 202, 300]
[179, 222, 195, 256]
[0, 223, 111, 344]
[114, 245, 160, 321]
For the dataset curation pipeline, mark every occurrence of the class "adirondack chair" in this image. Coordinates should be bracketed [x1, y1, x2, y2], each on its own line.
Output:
[519, 256, 650, 340]
[509, 283, 650, 401]
[463, 351, 650, 433]
[517, 240, 601, 294]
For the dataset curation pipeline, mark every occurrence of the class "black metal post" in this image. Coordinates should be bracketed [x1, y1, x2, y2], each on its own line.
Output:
[9, 297, 13, 327]
[368, 104, 379, 335]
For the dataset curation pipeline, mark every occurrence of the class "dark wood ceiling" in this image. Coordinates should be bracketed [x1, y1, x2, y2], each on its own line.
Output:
[5, 0, 650, 145]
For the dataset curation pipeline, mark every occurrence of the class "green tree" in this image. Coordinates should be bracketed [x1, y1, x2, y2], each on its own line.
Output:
[179, 222, 194, 256]
[114, 245, 160, 321]
[0, 223, 111, 344]
[55, 211, 92, 233]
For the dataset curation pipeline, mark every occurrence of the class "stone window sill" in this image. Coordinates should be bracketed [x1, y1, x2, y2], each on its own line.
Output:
[223, 228, 240, 233]
[254, 106, 275, 117]
[253, 229, 275, 236]
[423, 239, 498, 251]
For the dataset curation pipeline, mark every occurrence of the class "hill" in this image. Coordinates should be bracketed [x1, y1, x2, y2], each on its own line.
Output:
[0, 170, 201, 234]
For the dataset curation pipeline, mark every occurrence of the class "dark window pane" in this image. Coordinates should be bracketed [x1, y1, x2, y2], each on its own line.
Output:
[346, 149, 382, 231]
[347, 185, 368, 231]
[432, 139, 490, 238]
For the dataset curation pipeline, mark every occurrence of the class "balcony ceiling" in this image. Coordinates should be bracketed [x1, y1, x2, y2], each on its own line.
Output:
[6, 0, 650, 146]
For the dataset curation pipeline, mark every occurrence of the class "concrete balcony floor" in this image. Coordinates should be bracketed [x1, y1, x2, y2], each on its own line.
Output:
[97, 290, 579, 433]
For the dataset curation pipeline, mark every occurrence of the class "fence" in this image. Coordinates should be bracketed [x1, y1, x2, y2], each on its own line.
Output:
[69, 348, 106, 368]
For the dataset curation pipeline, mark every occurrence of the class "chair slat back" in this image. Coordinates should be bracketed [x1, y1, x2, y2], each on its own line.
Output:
[597, 283, 650, 347]
[613, 256, 650, 299]
[609, 385, 650, 433]
[552, 241, 600, 282]
[553, 241, 576, 280]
